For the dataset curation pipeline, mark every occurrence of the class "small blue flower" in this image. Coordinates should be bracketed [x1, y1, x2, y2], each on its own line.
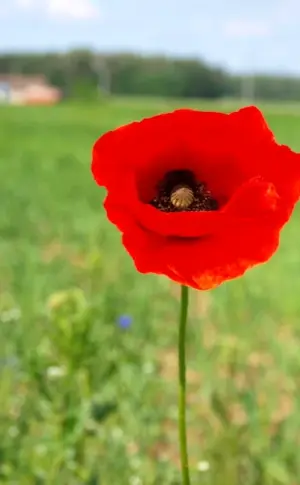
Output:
[117, 315, 132, 329]
[0, 356, 18, 368]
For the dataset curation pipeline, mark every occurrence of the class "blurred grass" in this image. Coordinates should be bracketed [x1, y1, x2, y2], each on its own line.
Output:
[1, 97, 300, 484]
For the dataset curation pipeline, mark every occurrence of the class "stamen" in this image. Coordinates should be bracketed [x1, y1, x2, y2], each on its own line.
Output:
[150, 170, 218, 213]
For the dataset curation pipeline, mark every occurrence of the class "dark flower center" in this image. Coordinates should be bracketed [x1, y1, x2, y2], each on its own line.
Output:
[150, 170, 219, 213]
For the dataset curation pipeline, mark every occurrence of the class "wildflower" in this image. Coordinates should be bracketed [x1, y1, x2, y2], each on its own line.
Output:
[8, 426, 19, 438]
[46, 366, 66, 379]
[129, 477, 142, 485]
[91, 107, 300, 289]
[117, 314, 132, 329]
[0, 308, 21, 323]
[197, 461, 210, 472]
[0, 357, 18, 368]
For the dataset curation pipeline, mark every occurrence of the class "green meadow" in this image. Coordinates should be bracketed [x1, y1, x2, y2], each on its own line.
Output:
[1, 97, 300, 485]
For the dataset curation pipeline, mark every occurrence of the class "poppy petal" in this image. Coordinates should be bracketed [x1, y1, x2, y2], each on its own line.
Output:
[92, 106, 300, 290]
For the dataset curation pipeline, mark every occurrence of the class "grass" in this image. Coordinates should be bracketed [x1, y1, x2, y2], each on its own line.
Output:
[1, 97, 300, 484]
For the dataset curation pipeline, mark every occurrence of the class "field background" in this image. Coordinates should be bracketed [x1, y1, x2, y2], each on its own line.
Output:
[1, 97, 300, 485]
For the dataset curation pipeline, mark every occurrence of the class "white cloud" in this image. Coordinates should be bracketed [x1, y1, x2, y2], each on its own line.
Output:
[15, 0, 100, 20]
[224, 19, 271, 38]
[15, 0, 38, 8]
[47, 0, 100, 20]
[272, 0, 300, 26]
[16, 0, 35, 6]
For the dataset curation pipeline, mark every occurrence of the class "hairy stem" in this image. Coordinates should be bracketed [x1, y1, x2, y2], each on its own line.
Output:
[178, 285, 191, 485]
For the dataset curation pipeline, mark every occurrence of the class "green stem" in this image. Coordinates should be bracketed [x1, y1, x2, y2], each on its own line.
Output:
[178, 285, 191, 485]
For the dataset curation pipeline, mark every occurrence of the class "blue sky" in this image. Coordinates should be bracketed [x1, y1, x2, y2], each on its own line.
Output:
[1, 0, 300, 74]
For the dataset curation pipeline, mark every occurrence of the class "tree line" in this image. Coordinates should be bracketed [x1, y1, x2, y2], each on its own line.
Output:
[1, 50, 300, 101]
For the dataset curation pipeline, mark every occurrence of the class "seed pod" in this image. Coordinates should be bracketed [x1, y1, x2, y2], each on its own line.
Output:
[170, 185, 194, 209]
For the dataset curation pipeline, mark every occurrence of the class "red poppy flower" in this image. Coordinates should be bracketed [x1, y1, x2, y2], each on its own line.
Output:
[91, 106, 300, 290]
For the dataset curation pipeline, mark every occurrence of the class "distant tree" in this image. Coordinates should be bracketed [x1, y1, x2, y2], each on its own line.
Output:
[1, 50, 300, 101]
